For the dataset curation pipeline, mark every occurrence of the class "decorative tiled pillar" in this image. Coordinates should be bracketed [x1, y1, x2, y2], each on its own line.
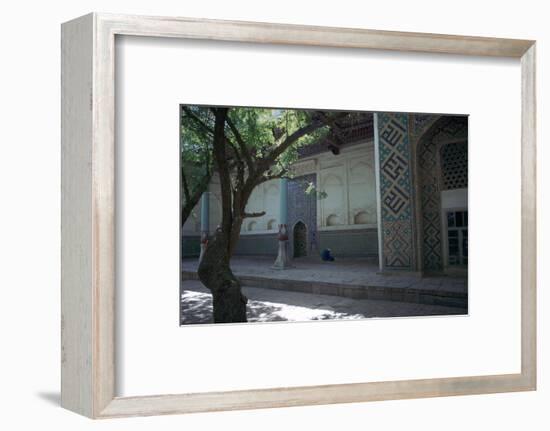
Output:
[198, 190, 209, 263]
[287, 173, 317, 257]
[375, 112, 416, 271]
[273, 177, 293, 269]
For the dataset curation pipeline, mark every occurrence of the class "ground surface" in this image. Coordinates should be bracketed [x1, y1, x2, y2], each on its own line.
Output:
[181, 280, 467, 324]
[181, 255, 467, 294]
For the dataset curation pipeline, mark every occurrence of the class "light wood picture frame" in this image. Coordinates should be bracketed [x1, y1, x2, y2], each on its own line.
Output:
[61, 12, 536, 419]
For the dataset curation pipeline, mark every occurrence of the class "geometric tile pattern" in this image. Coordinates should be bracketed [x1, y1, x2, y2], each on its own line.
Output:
[378, 113, 467, 272]
[382, 219, 413, 268]
[406, 113, 442, 271]
[441, 142, 468, 190]
[433, 116, 468, 144]
[378, 113, 415, 270]
[418, 139, 443, 270]
[287, 174, 318, 256]
[409, 113, 439, 142]
[417, 116, 468, 271]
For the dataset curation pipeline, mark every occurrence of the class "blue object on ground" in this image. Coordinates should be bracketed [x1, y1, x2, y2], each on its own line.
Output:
[321, 248, 335, 262]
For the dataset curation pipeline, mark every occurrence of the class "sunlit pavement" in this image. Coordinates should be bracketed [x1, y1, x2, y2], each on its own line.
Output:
[180, 280, 467, 325]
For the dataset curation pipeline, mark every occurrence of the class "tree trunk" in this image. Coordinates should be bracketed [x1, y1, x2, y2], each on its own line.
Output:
[196, 107, 248, 323]
[197, 229, 248, 323]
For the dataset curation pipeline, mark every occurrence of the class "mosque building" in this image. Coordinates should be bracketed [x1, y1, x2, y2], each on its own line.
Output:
[182, 112, 468, 275]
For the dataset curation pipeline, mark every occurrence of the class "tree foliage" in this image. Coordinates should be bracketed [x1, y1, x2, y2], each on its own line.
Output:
[181, 105, 353, 322]
[179, 106, 216, 226]
[180, 106, 341, 227]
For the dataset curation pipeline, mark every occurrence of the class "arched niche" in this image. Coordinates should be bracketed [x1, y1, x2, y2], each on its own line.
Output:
[322, 173, 343, 188]
[267, 218, 277, 231]
[349, 161, 369, 184]
[413, 115, 468, 272]
[264, 183, 279, 216]
[326, 214, 340, 226]
[353, 210, 369, 225]
[293, 221, 307, 258]
[321, 173, 345, 226]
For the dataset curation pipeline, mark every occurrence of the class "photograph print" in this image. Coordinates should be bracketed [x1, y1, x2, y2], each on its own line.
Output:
[180, 106, 468, 325]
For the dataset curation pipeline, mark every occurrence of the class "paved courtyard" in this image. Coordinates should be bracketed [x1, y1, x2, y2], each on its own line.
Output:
[181, 280, 467, 324]
[181, 256, 468, 309]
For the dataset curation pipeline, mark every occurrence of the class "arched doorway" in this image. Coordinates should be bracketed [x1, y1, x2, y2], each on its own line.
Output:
[414, 116, 468, 272]
[293, 221, 307, 258]
[440, 141, 468, 270]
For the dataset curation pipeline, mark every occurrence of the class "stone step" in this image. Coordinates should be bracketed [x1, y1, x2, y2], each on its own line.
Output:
[181, 270, 467, 309]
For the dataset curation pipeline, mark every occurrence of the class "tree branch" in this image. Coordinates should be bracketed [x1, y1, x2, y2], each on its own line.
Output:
[184, 106, 241, 172]
[182, 106, 214, 136]
[265, 118, 325, 165]
[258, 168, 289, 184]
[245, 111, 348, 194]
[211, 108, 233, 245]
[243, 211, 266, 218]
[181, 170, 212, 227]
[265, 111, 351, 165]
[226, 114, 255, 174]
[181, 166, 191, 201]
[315, 110, 346, 146]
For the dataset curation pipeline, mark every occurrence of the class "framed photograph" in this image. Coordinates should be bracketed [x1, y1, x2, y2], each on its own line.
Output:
[61, 13, 536, 418]
[179, 106, 469, 325]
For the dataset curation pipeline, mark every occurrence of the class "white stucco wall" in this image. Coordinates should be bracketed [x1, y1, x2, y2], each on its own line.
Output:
[242, 179, 281, 233]
[441, 188, 468, 210]
[183, 141, 379, 236]
[181, 174, 223, 235]
[238, 140, 377, 235]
